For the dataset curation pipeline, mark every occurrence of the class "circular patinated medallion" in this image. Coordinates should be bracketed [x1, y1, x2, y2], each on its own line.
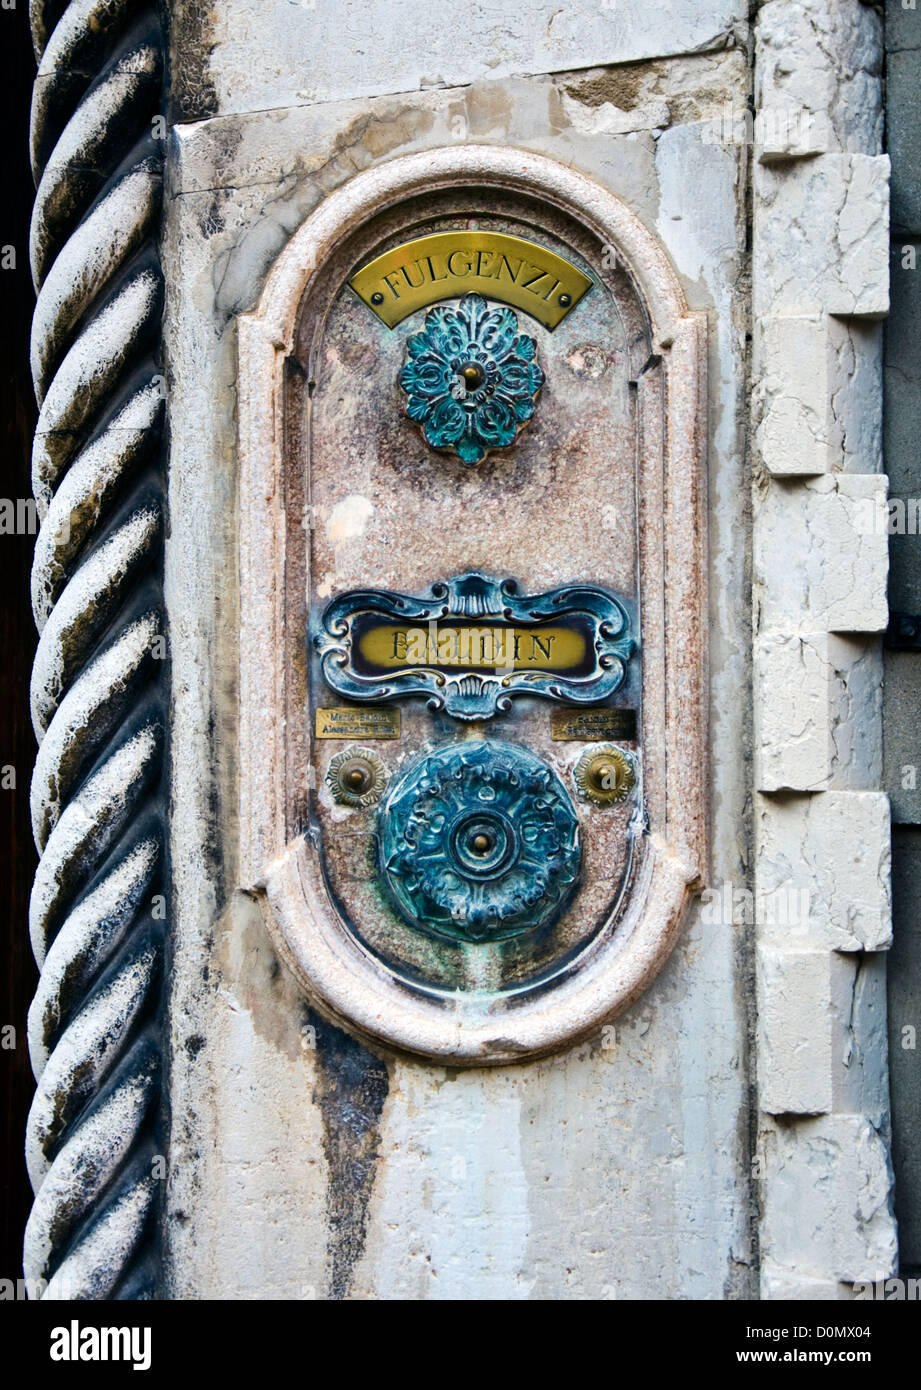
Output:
[378, 739, 580, 945]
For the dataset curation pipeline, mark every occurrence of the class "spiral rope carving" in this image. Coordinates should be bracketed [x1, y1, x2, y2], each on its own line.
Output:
[23, 0, 167, 1300]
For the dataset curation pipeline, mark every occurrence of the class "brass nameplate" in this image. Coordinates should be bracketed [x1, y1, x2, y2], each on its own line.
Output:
[356, 621, 589, 674]
[316, 573, 634, 721]
[349, 232, 593, 330]
[315, 707, 401, 739]
[551, 708, 638, 742]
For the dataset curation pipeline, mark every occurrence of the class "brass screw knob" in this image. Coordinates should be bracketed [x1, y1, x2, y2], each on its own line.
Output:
[347, 767, 370, 792]
[472, 833, 492, 854]
[461, 363, 485, 389]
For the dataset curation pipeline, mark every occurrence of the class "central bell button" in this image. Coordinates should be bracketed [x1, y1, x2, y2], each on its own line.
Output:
[377, 739, 581, 945]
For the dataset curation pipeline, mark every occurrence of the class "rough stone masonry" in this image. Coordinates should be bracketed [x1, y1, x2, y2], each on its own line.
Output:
[22, 0, 898, 1301]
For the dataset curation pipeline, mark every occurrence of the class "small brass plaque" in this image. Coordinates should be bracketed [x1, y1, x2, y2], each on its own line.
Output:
[315, 707, 401, 740]
[350, 232, 593, 330]
[551, 708, 638, 742]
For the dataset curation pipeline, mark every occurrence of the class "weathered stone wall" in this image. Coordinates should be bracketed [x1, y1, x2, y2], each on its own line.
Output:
[163, 0, 754, 1300]
[25, 0, 897, 1300]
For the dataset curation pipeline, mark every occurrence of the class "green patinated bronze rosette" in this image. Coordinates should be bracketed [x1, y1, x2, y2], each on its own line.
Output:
[377, 739, 580, 945]
[398, 293, 544, 464]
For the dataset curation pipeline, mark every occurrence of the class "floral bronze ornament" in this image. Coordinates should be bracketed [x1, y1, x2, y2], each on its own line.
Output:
[326, 746, 388, 808]
[398, 293, 544, 464]
[573, 745, 637, 807]
[378, 740, 580, 944]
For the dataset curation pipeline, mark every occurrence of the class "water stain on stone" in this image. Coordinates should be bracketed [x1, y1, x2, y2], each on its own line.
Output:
[310, 1011, 389, 1300]
[169, 1, 220, 124]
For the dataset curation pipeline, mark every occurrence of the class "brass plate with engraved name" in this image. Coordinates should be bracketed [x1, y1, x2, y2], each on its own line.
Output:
[349, 232, 593, 330]
[315, 707, 401, 740]
[356, 621, 589, 673]
[551, 708, 638, 742]
[316, 573, 635, 722]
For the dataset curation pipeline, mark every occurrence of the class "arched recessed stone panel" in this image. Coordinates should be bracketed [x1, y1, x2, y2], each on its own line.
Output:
[238, 146, 708, 1063]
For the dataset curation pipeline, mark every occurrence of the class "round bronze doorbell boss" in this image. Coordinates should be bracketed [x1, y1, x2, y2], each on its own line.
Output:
[326, 747, 388, 808]
[573, 745, 637, 807]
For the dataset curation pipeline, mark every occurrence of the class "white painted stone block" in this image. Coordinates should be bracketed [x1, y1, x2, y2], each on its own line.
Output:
[758, 942, 889, 1121]
[757, 946, 853, 1114]
[760, 1114, 897, 1283]
[755, 0, 883, 159]
[755, 154, 890, 319]
[755, 635, 832, 792]
[836, 950, 891, 1124]
[756, 474, 888, 632]
[756, 316, 834, 474]
[756, 792, 891, 952]
[830, 321, 884, 476]
[195, 0, 747, 118]
[755, 634, 882, 792]
[760, 1261, 854, 1300]
[756, 315, 882, 475]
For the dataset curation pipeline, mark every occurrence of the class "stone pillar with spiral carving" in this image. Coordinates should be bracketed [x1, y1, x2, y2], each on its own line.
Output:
[23, 0, 168, 1301]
